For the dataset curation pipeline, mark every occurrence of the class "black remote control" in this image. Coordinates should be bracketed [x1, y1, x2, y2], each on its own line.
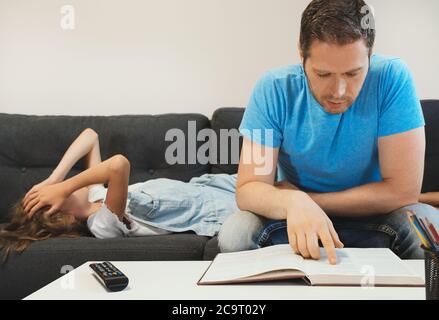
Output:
[89, 262, 129, 292]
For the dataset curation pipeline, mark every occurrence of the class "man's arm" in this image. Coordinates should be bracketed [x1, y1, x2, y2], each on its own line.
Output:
[308, 127, 425, 216]
[236, 137, 293, 220]
[236, 137, 343, 264]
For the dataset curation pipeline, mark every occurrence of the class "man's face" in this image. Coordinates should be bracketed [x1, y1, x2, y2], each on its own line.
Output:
[303, 39, 370, 115]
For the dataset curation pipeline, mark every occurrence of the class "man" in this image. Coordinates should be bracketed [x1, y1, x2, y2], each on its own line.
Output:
[218, 0, 438, 263]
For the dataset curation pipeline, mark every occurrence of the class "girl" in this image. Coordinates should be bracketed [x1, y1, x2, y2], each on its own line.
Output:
[0, 128, 239, 261]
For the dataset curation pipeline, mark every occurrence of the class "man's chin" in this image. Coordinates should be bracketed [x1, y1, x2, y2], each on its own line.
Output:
[322, 102, 351, 115]
[323, 107, 346, 115]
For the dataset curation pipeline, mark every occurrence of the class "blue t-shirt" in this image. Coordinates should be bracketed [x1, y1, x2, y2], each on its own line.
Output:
[239, 55, 425, 193]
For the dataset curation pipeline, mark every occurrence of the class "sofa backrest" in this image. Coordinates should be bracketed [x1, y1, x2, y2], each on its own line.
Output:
[210, 108, 245, 175]
[421, 100, 439, 193]
[0, 113, 211, 223]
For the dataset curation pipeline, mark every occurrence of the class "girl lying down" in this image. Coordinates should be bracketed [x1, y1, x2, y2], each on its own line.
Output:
[0, 128, 239, 261]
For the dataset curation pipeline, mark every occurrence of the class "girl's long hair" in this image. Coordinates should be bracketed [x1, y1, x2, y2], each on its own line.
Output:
[0, 201, 90, 264]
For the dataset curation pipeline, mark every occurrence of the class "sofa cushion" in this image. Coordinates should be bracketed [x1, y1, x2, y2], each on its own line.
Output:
[0, 233, 208, 300]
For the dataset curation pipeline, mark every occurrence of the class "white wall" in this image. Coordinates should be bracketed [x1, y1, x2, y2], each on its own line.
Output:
[0, 0, 437, 117]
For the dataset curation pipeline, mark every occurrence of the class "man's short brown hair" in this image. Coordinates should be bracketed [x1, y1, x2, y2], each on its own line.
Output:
[300, 0, 375, 62]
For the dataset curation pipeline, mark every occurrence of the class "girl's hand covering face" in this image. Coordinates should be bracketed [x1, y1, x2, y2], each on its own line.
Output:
[24, 177, 56, 201]
[22, 183, 70, 217]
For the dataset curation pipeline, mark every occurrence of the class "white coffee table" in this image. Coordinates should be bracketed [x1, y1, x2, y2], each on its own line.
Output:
[24, 260, 426, 300]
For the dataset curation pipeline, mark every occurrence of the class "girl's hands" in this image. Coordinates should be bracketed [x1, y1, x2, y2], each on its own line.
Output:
[24, 177, 57, 201]
[22, 182, 70, 217]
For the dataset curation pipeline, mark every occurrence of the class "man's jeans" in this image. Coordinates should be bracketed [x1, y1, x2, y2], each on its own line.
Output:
[218, 203, 439, 259]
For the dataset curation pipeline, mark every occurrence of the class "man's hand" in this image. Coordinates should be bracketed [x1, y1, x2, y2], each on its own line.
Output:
[286, 192, 344, 264]
[274, 180, 344, 263]
[22, 182, 70, 217]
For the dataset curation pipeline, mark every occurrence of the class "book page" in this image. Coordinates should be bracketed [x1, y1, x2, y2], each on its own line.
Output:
[303, 248, 418, 277]
[200, 244, 304, 283]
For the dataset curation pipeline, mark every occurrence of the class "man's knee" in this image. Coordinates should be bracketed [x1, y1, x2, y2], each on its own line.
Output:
[386, 205, 427, 259]
[392, 202, 436, 215]
[218, 210, 265, 253]
[394, 203, 439, 227]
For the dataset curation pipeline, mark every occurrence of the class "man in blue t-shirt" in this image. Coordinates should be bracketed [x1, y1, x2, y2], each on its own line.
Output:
[218, 0, 438, 262]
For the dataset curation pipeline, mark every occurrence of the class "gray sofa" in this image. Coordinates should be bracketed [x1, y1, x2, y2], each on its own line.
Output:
[1, 101, 438, 299]
[0, 107, 244, 299]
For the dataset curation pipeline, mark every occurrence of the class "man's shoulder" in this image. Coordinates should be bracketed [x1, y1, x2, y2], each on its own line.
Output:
[258, 64, 305, 87]
[369, 54, 409, 75]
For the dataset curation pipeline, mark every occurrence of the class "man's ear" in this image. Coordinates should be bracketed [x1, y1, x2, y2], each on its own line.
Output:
[369, 47, 374, 59]
[297, 42, 304, 64]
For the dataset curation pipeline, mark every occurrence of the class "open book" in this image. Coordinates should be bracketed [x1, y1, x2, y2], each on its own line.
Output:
[198, 244, 424, 287]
